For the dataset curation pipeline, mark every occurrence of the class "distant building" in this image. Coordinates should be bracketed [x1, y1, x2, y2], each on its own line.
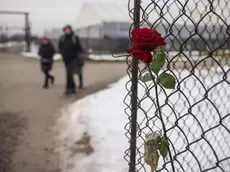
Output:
[44, 2, 229, 53]
[74, 2, 130, 39]
[43, 28, 62, 39]
[73, 2, 132, 53]
[74, 1, 229, 53]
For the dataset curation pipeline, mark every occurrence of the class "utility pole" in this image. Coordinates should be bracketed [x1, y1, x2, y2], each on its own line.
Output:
[25, 13, 31, 52]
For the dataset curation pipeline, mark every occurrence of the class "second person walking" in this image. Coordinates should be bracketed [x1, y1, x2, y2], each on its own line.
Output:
[58, 25, 83, 96]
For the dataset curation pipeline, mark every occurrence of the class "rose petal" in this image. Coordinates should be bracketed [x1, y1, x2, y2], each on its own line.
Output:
[127, 46, 152, 63]
[139, 52, 152, 63]
[131, 28, 165, 51]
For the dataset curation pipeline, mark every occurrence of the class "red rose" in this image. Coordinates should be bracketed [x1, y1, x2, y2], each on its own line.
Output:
[128, 46, 152, 63]
[131, 28, 165, 51]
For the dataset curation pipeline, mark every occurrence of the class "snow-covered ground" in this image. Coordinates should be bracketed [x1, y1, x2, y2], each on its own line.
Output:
[20, 47, 223, 62]
[21, 51, 126, 61]
[20, 43, 127, 61]
[0, 41, 24, 48]
[21, 51, 63, 61]
[55, 67, 230, 172]
[20, 48, 229, 62]
[1, 41, 228, 62]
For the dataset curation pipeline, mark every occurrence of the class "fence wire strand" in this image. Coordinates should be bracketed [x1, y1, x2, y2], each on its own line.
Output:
[113, 0, 230, 171]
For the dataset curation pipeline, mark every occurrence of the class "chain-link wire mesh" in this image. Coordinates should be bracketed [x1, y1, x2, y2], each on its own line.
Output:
[114, 0, 230, 171]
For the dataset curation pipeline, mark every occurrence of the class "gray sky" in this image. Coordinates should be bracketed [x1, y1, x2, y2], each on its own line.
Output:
[0, 0, 118, 35]
[1, 0, 227, 36]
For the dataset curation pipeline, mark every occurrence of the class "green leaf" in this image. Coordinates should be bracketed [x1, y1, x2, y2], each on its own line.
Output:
[159, 138, 169, 158]
[140, 73, 155, 82]
[158, 73, 176, 89]
[151, 46, 166, 75]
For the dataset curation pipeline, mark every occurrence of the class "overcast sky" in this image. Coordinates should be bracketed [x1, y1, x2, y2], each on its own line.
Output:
[0, 0, 119, 35]
[0, 0, 227, 36]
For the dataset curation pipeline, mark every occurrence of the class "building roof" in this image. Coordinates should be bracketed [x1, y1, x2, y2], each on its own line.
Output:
[75, 2, 130, 28]
[75, 1, 228, 29]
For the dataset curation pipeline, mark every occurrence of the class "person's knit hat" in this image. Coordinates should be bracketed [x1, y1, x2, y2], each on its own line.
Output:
[63, 25, 72, 31]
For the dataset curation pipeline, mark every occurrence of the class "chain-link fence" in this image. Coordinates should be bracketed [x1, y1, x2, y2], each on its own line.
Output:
[117, 0, 230, 171]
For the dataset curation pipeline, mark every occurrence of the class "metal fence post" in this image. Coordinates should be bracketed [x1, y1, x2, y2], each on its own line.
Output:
[129, 0, 140, 172]
[25, 13, 31, 52]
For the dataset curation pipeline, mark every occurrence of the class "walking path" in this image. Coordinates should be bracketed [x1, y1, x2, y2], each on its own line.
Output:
[0, 53, 126, 172]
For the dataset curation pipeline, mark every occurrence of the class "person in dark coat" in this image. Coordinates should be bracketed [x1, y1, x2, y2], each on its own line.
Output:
[38, 37, 55, 89]
[58, 25, 83, 95]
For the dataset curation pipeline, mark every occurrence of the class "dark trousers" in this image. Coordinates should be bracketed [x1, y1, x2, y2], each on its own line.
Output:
[76, 65, 83, 88]
[65, 60, 76, 92]
[44, 71, 53, 87]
